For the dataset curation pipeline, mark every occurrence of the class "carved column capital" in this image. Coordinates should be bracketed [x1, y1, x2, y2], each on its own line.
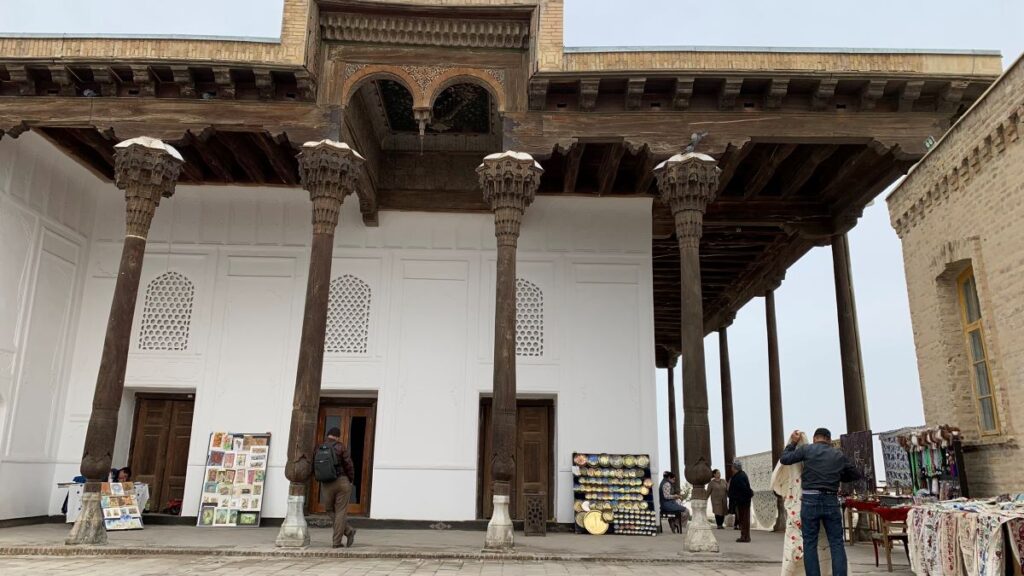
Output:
[113, 137, 184, 238]
[654, 152, 720, 248]
[477, 151, 543, 245]
[298, 140, 364, 234]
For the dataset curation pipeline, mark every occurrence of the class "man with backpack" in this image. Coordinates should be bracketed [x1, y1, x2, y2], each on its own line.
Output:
[314, 427, 357, 548]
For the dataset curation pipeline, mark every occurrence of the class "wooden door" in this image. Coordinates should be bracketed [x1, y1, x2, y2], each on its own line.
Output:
[478, 400, 554, 520]
[129, 395, 194, 513]
[308, 403, 376, 517]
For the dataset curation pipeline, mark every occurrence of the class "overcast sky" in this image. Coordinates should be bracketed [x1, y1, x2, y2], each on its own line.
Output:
[4, 0, 1022, 479]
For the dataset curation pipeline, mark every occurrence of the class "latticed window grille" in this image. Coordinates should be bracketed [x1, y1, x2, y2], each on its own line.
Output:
[138, 271, 195, 351]
[515, 278, 544, 357]
[326, 274, 372, 354]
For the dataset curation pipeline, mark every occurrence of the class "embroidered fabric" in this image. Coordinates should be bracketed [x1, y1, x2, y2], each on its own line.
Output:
[771, 433, 833, 576]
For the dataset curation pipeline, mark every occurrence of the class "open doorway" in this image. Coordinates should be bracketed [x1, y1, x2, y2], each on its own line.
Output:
[307, 399, 376, 517]
[477, 399, 555, 520]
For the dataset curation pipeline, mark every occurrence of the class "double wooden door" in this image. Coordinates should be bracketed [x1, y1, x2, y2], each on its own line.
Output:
[129, 395, 195, 514]
[308, 403, 376, 517]
[478, 400, 554, 520]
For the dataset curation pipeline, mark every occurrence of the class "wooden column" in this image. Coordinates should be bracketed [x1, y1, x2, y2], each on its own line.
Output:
[277, 140, 363, 548]
[666, 351, 681, 478]
[832, 232, 870, 433]
[479, 151, 543, 551]
[765, 288, 786, 532]
[719, 324, 736, 482]
[67, 138, 183, 546]
[654, 152, 719, 553]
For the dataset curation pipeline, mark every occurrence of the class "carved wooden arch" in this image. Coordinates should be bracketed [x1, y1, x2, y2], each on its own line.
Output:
[425, 68, 507, 114]
[340, 65, 426, 109]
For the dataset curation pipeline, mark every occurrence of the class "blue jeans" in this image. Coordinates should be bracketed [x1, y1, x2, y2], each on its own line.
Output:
[800, 493, 847, 576]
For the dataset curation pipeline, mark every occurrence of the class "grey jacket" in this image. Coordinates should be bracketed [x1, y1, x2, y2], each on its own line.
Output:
[779, 441, 861, 493]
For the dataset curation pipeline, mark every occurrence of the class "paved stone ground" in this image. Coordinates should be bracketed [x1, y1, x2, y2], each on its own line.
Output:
[0, 524, 912, 575]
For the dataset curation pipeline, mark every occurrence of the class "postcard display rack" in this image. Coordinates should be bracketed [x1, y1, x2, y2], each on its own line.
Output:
[197, 432, 271, 527]
[101, 482, 144, 530]
[572, 452, 657, 536]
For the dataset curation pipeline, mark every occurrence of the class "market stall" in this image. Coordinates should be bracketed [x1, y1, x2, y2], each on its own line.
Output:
[572, 453, 656, 536]
[907, 497, 1024, 576]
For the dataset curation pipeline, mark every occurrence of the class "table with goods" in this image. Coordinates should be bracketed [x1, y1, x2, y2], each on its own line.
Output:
[572, 452, 657, 536]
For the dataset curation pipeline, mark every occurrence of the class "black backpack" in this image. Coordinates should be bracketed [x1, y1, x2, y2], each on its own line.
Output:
[313, 441, 340, 482]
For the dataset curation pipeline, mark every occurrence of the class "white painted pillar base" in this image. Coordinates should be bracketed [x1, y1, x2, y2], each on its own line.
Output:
[65, 492, 107, 546]
[275, 495, 310, 548]
[684, 498, 719, 552]
[484, 495, 514, 551]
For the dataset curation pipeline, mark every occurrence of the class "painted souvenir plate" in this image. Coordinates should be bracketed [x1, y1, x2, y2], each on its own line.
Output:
[601, 511, 614, 522]
[598, 454, 611, 467]
[574, 454, 588, 466]
[636, 455, 650, 468]
[610, 455, 623, 468]
[574, 501, 583, 513]
[640, 487, 650, 496]
[583, 511, 609, 535]
[581, 501, 591, 512]
[639, 501, 649, 510]
[623, 455, 636, 468]
[587, 454, 600, 466]
[643, 478, 653, 488]
[575, 512, 587, 527]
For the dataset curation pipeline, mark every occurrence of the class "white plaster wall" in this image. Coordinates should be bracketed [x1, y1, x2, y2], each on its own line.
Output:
[0, 133, 98, 520]
[47, 177, 657, 522]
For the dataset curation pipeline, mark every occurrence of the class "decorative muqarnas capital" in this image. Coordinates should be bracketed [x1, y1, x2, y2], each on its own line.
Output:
[654, 152, 720, 248]
[113, 137, 184, 238]
[298, 140, 365, 234]
[477, 151, 544, 245]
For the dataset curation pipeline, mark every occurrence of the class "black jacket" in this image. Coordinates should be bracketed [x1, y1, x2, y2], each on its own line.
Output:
[727, 470, 754, 507]
[780, 442, 861, 493]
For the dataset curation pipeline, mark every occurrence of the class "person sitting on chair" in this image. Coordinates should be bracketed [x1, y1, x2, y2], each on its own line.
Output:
[659, 471, 689, 533]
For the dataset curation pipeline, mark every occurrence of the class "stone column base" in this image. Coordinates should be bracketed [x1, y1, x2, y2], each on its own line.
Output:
[275, 495, 310, 548]
[484, 494, 514, 552]
[65, 492, 107, 546]
[684, 498, 719, 553]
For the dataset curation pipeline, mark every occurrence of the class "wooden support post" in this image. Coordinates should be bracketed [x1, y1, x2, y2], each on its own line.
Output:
[277, 140, 364, 548]
[765, 288, 786, 533]
[667, 352, 681, 479]
[479, 151, 543, 551]
[719, 324, 736, 481]
[655, 152, 720, 553]
[832, 233, 870, 433]
[66, 138, 183, 546]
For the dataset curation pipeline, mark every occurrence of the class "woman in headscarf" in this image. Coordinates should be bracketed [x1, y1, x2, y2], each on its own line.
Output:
[707, 469, 729, 529]
[771, 430, 833, 576]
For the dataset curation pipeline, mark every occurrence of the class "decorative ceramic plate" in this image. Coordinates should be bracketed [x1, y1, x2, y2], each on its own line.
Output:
[623, 456, 636, 468]
[610, 455, 623, 468]
[574, 501, 583, 513]
[584, 511, 609, 535]
[636, 455, 650, 468]
[643, 478, 653, 488]
[582, 500, 592, 512]
[574, 454, 588, 466]
[587, 454, 600, 466]
[575, 512, 587, 527]
[640, 487, 650, 496]
[598, 454, 611, 467]
[601, 511, 614, 522]
[639, 501, 649, 510]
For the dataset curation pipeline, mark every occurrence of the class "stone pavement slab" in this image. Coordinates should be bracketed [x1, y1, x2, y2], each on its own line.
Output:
[0, 523, 911, 574]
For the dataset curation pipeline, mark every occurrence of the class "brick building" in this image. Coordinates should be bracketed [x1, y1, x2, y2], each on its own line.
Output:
[888, 55, 1024, 497]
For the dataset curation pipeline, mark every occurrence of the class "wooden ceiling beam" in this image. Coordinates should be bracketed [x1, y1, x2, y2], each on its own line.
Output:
[859, 80, 887, 110]
[626, 77, 646, 110]
[817, 147, 878, 202]
[129, 65, 156, 97]
[222, 132, 267, 183]
[812, 78, 839, 110]
[562, 142, 585, 194]
[715, 142, 754, 194]
[718, 78, 743, 110]
[764, 78, 789, 109]
[742, 143, 797, 198]
[188, 131, 235, 182]
[597, 143, 626, 196]
[579, 79, 599, 112]
[634, 146, 658, 195]
[899, 80, 925, 112]
[673, 77, 694, 110]
[250, 132, 298, 185]
[66, 128, 115, 168]
[779, 145, 839, 198]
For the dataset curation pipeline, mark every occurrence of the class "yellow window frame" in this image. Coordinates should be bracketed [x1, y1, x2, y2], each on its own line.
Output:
[956, 267, 1000, 435]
